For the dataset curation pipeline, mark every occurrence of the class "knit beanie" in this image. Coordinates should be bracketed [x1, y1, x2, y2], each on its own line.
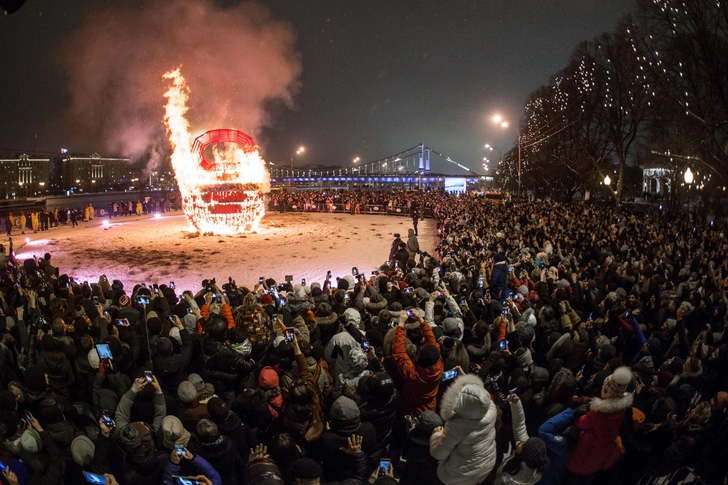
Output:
[116, 424, 141, 452]
[177, 381, 198, 404]
[291, 458, 322, 479]
[207, 397, 231, 423]
[518, 285, 529, 297]
[15, 429, 42, 453]
[258, 367, 280, 390]
[156, 337, 173, 356]
[330, 396, 361, 433]
[119, 295, 132, 308]
[520, 437, 548, 469]
[71, 435, 95, 466]
[518, 325, 535, 347]
[409, 410, 442, 446]
[601, 366, 632, 399]
[161, 415, 191, 449]
[188, 373, 205, 392]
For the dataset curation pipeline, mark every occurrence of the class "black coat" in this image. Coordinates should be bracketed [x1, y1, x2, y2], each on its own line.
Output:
[311, 423, 377, 482]
[216, 411, 257, 464]
[190, 436, 243, 485]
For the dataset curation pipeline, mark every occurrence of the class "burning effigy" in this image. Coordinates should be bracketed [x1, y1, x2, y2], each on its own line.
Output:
[163, 68, 270, 235]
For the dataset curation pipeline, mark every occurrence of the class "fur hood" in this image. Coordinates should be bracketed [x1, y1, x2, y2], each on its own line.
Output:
[589, 393, 634, 413]
[440, 374, 492, 421]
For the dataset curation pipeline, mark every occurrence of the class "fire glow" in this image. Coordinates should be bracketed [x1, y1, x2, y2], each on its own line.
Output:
[163, 68, 271, 235]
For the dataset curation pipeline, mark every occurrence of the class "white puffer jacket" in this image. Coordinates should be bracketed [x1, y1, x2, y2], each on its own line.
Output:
[430, 374, 498, 485]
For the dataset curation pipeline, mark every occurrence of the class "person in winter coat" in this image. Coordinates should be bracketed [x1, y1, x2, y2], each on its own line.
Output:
[201, 317, 255, 403]
[162, 447, 222, 485]
[490, 253, 509, 299]
[152, 317, 193, 396]
[309, 395, 377, 482]
[430, 373, 497, 485]
[358, 372, 399, 462]
[392, 312, 443, 416]
[406, 228, 420, 259]
[389, 233, 403, 262]
[206, 397, 257, 464]
[332, 347, 371, 403]
[400, 410, 445, 485]
[259, 366, 284, 419]
[566, 366, 633, 480]
[189, 419, 243, 485]
[494, 394, 549, 485]
[537, 407, 579, 485]
[324, 321, 360, 380]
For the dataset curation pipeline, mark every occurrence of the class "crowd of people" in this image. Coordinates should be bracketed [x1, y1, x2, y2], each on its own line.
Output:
[3, 197, 176, 236]
[0, 190, 727, 485]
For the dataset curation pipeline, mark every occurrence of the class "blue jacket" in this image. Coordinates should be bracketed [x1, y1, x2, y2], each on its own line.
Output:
[490, 262, 509, 298]
[163, 455, 222, 485]
[536, 408, 576, 485]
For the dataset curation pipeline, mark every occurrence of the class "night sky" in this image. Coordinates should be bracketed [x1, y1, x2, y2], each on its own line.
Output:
[0, 0, 635, 172]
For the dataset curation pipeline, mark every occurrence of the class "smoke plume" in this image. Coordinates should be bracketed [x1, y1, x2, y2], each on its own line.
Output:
[59, 0, 301, 170]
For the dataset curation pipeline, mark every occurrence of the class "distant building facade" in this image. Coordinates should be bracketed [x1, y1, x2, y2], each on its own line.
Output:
[60, 153, 132, 192]
[0, 154, 51, 198]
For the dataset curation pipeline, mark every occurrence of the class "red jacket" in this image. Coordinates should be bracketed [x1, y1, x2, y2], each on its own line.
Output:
[567, 393, 632, 475]
[392, 323, 443, 416]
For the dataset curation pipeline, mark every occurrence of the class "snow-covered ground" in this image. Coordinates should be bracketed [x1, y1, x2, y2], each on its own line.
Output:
[9, 210, 438, 293]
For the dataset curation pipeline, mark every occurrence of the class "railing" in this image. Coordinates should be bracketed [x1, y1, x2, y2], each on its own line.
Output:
[267, 202, 432, 217]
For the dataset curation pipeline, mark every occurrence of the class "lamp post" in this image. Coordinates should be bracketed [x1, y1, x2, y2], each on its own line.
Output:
[492, 115, 521, 198]
[352, 157, 360, 176]
[684, 167, 693, 214]
[290, 146, 305, 186]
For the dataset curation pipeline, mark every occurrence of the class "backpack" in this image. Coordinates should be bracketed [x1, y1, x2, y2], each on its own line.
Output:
[235, 304, 272, 349]
[284, 358, 333, 401]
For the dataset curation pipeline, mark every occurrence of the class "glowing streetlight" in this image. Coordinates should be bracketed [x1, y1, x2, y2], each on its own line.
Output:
[604, 175, 611, 186]
[684, 167, 693, 184]
[290, 146, 305, 185]
[492, 115, 521, 197]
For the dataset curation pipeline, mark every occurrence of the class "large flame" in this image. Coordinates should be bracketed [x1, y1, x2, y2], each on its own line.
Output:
[163, 67, 270, 234]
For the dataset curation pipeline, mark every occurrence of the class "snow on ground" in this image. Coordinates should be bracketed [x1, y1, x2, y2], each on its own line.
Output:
[9, 210, 438, 293]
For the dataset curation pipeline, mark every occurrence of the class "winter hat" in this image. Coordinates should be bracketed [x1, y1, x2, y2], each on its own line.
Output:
[119, 295, 132, 308]
[258, 367, 279, 390]
[168, 327, 182, 345]
[292, 284, 306, 301]
[260, 294, 273, 305]
[388, 302, 403, 318]
[71, 435, 95, 466]
[414, 288, 430, 301]
[116, 424, 141, 452]
[601, 366, 632, 399]
[15, 429, 42, 453]
[680, 301, 694, 314]
[518, 325, 535, 347]
[516, 348, 533, 367]
[559, 279, 570, 290]
[291, 458, 322, 480]
[665, 318, 677, 332]
[337, 279, 350, 291]
[188, 373, 205, 392]
[315, 302, 333, 318]
[330, 396, 361, 433]
[178, 381, 198, 404]
[146, 310, 159, 322]
[207, 397, 231, 423]
[527, 313, 537, 326]
[442, 318, 461, 338]
[343, 275, 356, 290]
[343, 307, 361, 328]
[520, 437, 548, 469]
[161, 416, 191, 449]
[409, 410, 443, 445]
[156, 337, 173, 356]
[182, 314, 197, 333]
[518, 285, 529, 297]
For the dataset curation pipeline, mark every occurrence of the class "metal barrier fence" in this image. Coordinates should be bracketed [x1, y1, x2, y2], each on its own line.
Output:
[266, 203, 432, 217]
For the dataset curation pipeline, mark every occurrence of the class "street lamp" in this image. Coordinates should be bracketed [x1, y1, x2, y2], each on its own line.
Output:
[352, 157, 360, 175]
[290, 146, 305, 186]
[604, 175, 611, 186]
[484, 143, 502, 171]
[684, 167, 694, 213]
[493, 114, 521, 198]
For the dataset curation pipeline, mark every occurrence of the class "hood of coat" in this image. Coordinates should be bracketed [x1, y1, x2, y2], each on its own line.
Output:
[47, 420, 76, 447]
[589, 393, 634, 413]
[440, 374, 492, 421]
